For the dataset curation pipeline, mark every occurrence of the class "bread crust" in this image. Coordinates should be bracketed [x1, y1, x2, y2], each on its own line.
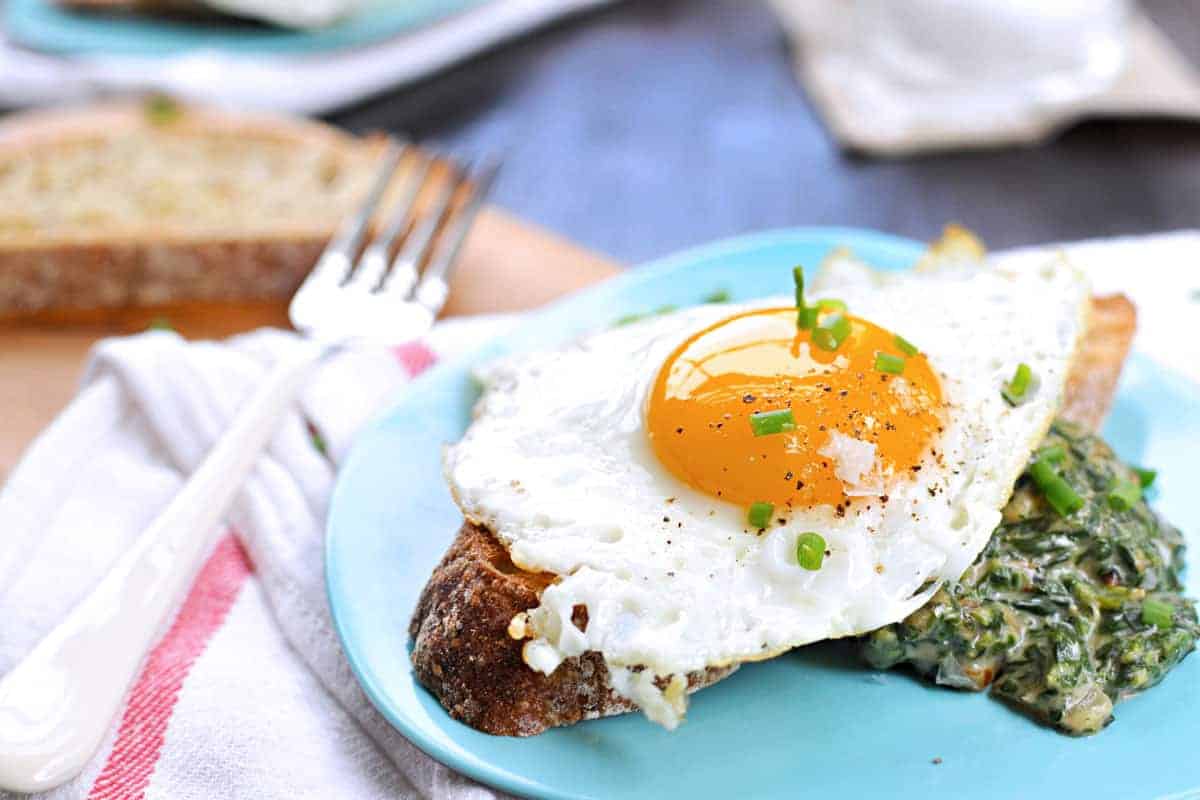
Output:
[1060, 295, 1137, 432]
[410, 293, 1138, 737]
[408, 520, 735, 736]
[0, 103, 402, 320]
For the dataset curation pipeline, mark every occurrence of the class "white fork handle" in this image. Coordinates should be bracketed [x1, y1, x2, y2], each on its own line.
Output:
[0, 344, 323, 794]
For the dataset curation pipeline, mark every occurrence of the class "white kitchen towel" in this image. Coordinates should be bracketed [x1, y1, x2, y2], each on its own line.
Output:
[2, 233, 1200, 800]
[0, 0, 609, 113]
[771, 0, 1200, 156]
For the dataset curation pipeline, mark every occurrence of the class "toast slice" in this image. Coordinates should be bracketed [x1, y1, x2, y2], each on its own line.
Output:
[410, 293, 1138, 736]
[0, 101, 429, 323]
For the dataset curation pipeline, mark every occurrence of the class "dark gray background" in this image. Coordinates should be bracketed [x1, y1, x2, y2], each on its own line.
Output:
[331, 0, 1200, 265]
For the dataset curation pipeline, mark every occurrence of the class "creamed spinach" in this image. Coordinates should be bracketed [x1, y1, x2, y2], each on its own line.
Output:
[863, 420, 1198, 734]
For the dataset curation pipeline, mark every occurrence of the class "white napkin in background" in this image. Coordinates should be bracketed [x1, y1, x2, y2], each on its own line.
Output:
[1, 233, 1199, 800]
[771, 0, 1200, 156]
[0, 0, 609, 114]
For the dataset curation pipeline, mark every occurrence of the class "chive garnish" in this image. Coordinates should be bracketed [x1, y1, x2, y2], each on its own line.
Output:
[894, 334, 919, 357]
[1134, 466, 1157, 489]
[874, 352, 905, 375]
[811, 314, 851, 352]
[1029, 457, 1083, 517]
[1002, 363, 1035, 406]
[1142, 598, 1175, 629]
[614, 304, 677, 326]
[793, 266, 807, 329]
[748, 501, 774, 529]
[1107, 478, 1142, 511]
[796, 532, 826, 571]
[1036, 445, 1066, 464]
[798, 306, 820, 329]
[144, 94, 181, 125]
[704, 288, 731, 303]
[749, 408, 796, 437]
[816, 298, 847, 313]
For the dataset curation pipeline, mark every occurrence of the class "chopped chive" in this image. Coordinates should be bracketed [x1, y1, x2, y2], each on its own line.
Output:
[704, 288, 731, 303]
[748, 501, 775, 529]
[816, 298, 847, 313]
[793, 266, 807, 329]
[147, 316, 174, 332]
[1029, 458, 1083, 517]
[1142, 598, 1175, 629]
[894, 334, 919, 357]
[749, 408, 796, 437]
[796, 532, 826, 571]
[874, 352, 906, 375]
[1134, 466, 1157, 489]
[1107, 478, 1142, 511]
[614, 305, 676, 327]
[811, 314, 852, 352]
[798, 306, 820, 329]
[144, 94, 181, 125]
[1002, 363, 1035, 406]
[1036, 444, 1066, 464]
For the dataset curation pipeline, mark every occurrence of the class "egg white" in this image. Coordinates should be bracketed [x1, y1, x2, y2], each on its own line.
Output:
[444, 255, 1090, 727]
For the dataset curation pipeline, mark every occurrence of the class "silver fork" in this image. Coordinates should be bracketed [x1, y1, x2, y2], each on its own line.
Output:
[0, 141, 499, 794]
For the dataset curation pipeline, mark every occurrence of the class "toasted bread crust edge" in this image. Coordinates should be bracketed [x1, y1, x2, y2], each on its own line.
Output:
[408, 519, 735, 736]
[410, 294, 1138, 737]
[1059, 295, 1137, 432]
[0, 103, 394, 320]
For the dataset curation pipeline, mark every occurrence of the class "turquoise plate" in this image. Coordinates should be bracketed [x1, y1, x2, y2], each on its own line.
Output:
[327, 228, 1200, 800]
[5, 0, 486, 56]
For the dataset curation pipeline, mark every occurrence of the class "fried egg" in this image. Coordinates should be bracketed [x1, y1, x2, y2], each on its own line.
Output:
[444, 252, 1090, 728]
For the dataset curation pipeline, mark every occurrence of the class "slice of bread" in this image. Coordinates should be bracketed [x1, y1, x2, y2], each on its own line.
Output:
[410, 294, 1137, 736]
[0, 101, 421, 322]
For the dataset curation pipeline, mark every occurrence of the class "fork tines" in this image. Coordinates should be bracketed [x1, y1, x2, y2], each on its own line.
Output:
[306, 139, 500, 317]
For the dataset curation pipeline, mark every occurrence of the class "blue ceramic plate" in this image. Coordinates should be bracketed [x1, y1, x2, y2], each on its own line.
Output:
[5, 0, 486, 56]
[327, 228, 1200, 800]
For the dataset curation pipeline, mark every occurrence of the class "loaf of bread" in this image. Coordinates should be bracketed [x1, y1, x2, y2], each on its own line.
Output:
[409, 294, 1137, 736]
[0, 101, 412, 322]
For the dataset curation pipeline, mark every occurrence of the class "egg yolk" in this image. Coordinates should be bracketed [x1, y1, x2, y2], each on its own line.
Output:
[647, 308, 944, 510]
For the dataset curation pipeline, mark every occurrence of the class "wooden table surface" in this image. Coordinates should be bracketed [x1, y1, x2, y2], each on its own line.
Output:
[0, 210, 618, 479]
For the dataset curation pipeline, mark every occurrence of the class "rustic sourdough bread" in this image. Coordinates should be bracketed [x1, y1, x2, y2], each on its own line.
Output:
[0, 101, 416, 321]
[409, 294, 1137, 736]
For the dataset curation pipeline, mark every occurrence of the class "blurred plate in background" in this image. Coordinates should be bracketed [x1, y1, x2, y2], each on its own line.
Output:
[5, 0, 487, 55]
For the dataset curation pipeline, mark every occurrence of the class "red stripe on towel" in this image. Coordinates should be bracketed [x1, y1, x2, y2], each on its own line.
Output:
[392, 341, 438, 377]
[87, 534, 252, 800]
